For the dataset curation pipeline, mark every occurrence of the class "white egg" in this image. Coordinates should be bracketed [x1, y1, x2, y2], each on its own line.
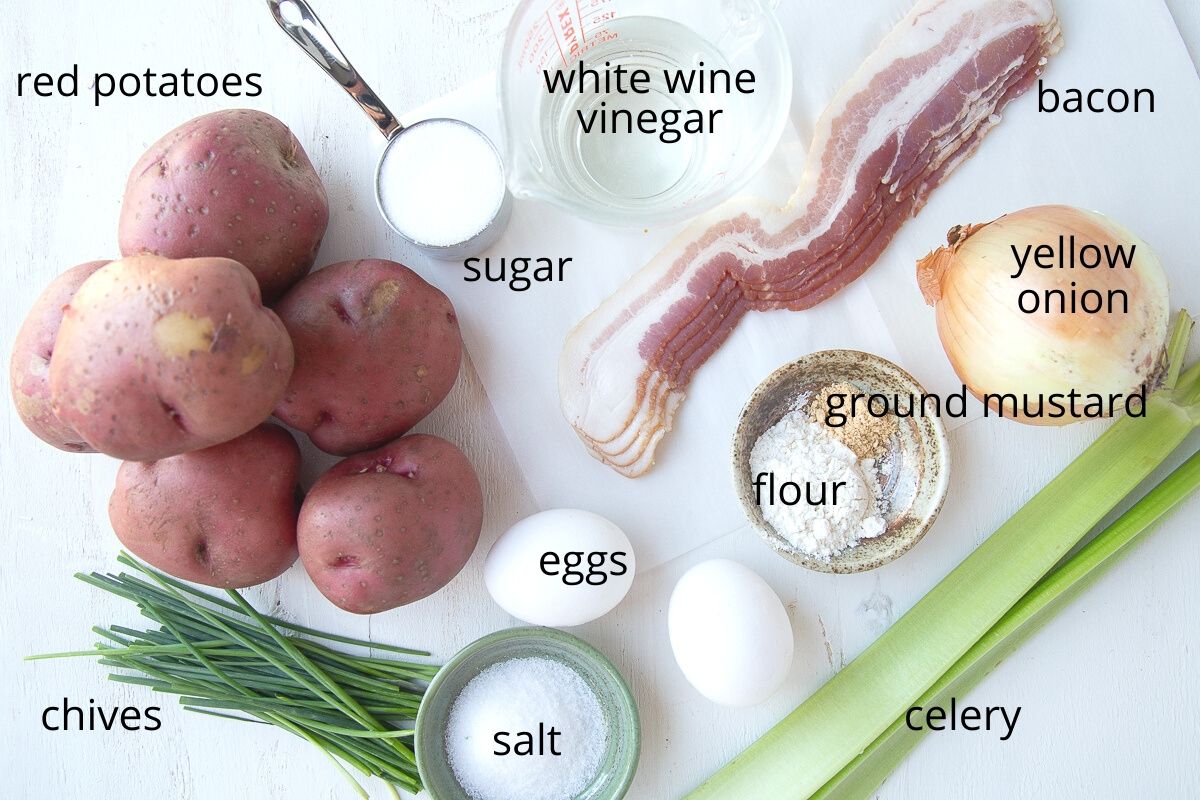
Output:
[668, 559, 794, 706]
[484, 508, 636, 627]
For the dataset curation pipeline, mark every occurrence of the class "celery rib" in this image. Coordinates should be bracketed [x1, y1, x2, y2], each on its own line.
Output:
[688, 311, 1200, 800]
[813, 448, 1200, 799]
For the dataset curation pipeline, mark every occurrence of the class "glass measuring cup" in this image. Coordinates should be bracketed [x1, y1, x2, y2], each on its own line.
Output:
[268, 0, 511, 258]
[499, 0, 791, 227]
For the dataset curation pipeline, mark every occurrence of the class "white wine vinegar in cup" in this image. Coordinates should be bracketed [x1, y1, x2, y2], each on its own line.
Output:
[499, 0, 790, 227]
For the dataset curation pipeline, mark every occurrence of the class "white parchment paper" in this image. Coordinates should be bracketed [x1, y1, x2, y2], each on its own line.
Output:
[397, 0, 1200, 568]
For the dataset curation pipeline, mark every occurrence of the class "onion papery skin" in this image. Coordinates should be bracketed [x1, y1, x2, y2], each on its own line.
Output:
[918, 205, 1170, 426]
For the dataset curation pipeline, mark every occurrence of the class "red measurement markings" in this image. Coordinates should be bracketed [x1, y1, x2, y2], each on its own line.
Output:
[578, 0, 617, 35]
[546, 8, 568, 66]
[550, 1, 586, 61]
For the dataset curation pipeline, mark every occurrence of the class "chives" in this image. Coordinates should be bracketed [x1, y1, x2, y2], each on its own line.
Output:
[28, 553, 437, 798]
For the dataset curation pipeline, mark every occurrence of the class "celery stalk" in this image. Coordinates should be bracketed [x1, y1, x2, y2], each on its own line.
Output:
[812, 447, 1200, 799]
[686, 312, 1200, 800]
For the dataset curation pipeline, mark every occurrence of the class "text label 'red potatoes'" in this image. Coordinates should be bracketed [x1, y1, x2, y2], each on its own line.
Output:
[15, 63, 263, 107]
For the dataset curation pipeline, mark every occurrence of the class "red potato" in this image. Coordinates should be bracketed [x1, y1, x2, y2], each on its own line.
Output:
[48, 255, 294, 461]
[9, 260, 109, 451]
[274, 259, 463, 455]
[298, 434, 483, 614]
[110, 424, 301, 588]
[118, 109, 329, 302]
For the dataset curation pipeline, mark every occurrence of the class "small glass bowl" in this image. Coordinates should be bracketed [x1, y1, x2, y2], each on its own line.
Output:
[415, 627, 641, 800]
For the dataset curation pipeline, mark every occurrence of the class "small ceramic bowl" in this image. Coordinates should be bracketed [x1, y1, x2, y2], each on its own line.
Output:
[415, 627, 640, 800]
[731, 350, 950, 574]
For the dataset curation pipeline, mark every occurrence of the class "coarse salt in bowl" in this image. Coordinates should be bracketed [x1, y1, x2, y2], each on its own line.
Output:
[445, 656, 605, 800]
[415, 627, 640, 800]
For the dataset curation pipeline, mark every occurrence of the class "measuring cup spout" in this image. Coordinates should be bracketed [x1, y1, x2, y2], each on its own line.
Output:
[504, 153, 555, 204]
[266, 0, 401, 139]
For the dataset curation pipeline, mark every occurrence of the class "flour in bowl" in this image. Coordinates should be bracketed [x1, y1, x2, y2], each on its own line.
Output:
[749, 400, 888, 559]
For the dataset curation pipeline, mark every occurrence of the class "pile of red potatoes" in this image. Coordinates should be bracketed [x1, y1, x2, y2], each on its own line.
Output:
[10, 109, 483, 614]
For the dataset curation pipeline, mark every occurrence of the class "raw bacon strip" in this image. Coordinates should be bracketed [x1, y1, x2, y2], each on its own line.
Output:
[560, 0, 1062, 476]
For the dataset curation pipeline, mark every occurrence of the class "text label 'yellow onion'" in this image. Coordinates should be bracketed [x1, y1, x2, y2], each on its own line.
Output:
[917, 205, 1169, 425]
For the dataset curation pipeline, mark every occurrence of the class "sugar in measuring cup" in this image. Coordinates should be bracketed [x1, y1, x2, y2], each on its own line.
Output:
[499, 0, 791, 227]
[268, 0, 510, 258]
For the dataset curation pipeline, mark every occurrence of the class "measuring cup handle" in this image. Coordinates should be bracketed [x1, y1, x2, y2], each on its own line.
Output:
[266, 0, 401, 139]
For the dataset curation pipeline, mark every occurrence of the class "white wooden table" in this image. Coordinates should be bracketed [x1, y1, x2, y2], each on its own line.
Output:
[3, 2, 1198, 798]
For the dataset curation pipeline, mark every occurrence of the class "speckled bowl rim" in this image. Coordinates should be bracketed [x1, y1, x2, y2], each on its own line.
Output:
[415, 626, 641, 800]
[731, 349, 950, 574]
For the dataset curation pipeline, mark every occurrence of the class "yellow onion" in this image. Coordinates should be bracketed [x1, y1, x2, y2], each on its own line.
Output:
[917, 205, 1169, 425]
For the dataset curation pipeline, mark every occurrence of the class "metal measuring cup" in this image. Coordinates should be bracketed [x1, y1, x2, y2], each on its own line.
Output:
[267, 0, 511, 259]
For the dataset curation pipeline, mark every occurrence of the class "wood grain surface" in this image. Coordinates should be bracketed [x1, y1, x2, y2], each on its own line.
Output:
[2, 2, 1198, 798]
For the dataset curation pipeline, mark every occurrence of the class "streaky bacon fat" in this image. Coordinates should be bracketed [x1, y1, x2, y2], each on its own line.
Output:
[560, 0, 1063, 477]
